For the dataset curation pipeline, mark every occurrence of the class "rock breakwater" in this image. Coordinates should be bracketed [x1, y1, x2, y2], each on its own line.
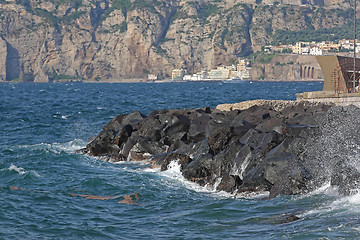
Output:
[79, 100, 360, 198]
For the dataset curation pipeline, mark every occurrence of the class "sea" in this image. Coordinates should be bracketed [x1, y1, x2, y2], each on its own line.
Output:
[1, 81, 360, 239]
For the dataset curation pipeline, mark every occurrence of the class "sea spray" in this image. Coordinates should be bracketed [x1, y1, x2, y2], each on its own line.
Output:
[300, 105, 360, 193]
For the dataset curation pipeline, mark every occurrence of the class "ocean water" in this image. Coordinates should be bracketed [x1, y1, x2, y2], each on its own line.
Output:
[1, 81, 360, 239]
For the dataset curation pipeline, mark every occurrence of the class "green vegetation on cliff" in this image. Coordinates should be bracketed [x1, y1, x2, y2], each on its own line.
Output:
[198, 4, 218, 22]
[255, 52, 275, 64]
[272, 21, 359, 45]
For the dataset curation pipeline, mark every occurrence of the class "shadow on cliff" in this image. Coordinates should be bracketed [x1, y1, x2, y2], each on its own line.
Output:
[5, 41, 20, 81]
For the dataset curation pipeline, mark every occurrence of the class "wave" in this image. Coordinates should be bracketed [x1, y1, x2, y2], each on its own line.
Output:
[6, 163, 41, 178]
[156, 160, 266, 199]
[52, 112, 71, 120]
[296, 183, 360, 221]
[8, 139, 87, 154]
[8, 164, 26, 175]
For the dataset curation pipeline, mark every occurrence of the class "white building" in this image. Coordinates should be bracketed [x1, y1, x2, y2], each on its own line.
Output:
[183, 75, 192, 81]
[148, 74, 158, 81]
[309, 46, 322, 55]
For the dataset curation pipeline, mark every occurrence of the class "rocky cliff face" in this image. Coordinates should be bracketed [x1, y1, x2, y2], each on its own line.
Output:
[0, 0, 355, 82]
[250, 5, 354, 51]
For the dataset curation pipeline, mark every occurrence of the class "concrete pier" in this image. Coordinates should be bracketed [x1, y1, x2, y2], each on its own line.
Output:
[296, 91, 360, 107]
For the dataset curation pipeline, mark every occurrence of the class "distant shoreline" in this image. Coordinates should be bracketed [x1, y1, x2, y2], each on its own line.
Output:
[0, 78, 324, 83]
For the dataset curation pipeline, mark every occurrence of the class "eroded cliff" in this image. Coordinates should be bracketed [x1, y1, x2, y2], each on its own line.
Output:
[0, 0, 355, 82]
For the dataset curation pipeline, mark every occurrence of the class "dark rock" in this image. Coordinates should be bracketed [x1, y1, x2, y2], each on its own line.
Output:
[82, 101, 340, 198]
[237, 158, 273, 193]
[266, 213, 300, 224]
[282, 124, 311, 138]
[269, 161, 311, 198]
[182, 153, 215, 185]
[281, 103, 307, 119]
[136, 118, 163, 141]
[255, 116, 284, 133]
[239, 128, 259, 146]
[235, 105, 276, 126]
[188, 114, 212, 142]
[103, 114, 127, 131]
[100, 153, 127, 163]
[114, 124, 134, 146]
[177, 139, 210, 160]
[204, 106, 212, 114]
[163, 114, 190, 136]
[75, 148, 88, 154]
[264, 152, 299, 185]
[121, 135, 150, 158]
[281, 214, 300, 224]
[208, 127, 234, 155]
[213, 141, 244, 177]
[147, 110, 160, 119]
[166, 134, 188, 153]
[217, 175, 242, 193]
[127, 137, 167, 161]
[330, 161, 360, 195]
[240, 129, 283, 154]
[230, 116, 254, 128]
[265, 138, 292, 157]
[285, 137, 307, 156]
[233, 145, 253, 178]
[87, 130, 118, 156]
[205, 114, 231, 138]
[122, 111, 147, 129]
[168, 131, 188, 145]
[158, 113, 173, 125]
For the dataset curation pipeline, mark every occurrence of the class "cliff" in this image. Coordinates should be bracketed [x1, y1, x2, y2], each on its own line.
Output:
[0, 0, 355, 82]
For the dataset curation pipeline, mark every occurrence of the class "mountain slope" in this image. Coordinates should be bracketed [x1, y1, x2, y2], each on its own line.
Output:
[0, 0, 355, 82]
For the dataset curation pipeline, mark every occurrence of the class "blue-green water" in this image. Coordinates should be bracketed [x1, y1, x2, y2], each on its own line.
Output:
[1, 82, 360, 239]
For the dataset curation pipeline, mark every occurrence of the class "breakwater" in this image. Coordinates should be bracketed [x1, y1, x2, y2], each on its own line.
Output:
[79, 99, 360, 199]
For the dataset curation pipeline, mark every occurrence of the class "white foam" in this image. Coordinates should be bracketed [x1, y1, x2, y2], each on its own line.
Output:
[239, 153, 251, 179]
[157, 160, 236, 199]
[235, 191, 270, 199]
[299, 186, 360, 218]
[53, 139, 87, 152]
[143, 166, 161, 173]
[7, 164, 41, 177]
[294, 181, 338, 201]
[31, 171, 42, 178]
[212, 177, 222, 190]
[9, 164, 26, 175]
[13, 139, 87, 155]
[347, 191, 360, 204]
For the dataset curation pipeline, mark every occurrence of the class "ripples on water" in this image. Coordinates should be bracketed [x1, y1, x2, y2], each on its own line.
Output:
[1, 82, 360, 239]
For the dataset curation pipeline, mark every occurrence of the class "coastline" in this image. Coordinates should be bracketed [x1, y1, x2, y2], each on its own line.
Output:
[0, 78, 324, 83]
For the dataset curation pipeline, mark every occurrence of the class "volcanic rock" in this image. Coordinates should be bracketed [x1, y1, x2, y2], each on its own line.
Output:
[82, 100, 360, 198]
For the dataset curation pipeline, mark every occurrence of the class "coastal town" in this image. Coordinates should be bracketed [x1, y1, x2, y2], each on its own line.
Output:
[147, 39, 360, 82]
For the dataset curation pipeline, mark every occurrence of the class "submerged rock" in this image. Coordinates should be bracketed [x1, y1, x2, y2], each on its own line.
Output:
[80, 101, 360, 198]
[280, 214, 300, 224]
